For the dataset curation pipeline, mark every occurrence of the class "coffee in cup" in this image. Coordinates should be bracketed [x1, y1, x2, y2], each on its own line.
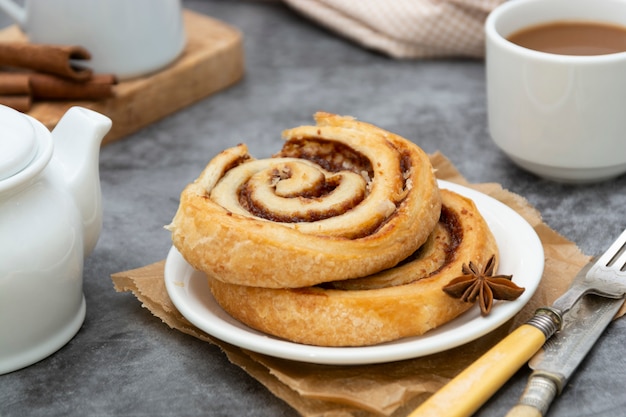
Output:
[485, 0, 626, 183]
[507, 21, 626, 56]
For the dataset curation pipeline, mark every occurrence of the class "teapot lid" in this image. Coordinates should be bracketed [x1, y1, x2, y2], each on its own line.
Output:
[0, 106, 38, 181]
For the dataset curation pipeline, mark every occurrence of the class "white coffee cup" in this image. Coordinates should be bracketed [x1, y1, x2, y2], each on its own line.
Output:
[0, 0, 186, 80]
[485, 0, 626, 183]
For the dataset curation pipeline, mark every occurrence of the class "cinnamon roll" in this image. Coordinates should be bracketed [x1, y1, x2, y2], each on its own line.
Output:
[207, 189, 499, 347]
[167, 112, 441, 288]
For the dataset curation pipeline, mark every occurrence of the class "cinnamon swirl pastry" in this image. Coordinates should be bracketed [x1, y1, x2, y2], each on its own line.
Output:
[207, 189, 499, 347]
[167, 112, 441, 288]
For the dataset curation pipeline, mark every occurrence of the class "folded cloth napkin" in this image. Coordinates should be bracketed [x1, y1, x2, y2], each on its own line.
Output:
[283, 0, 505, 58]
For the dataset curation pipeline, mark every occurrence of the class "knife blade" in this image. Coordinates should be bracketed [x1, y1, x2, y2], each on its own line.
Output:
[505, 293, 623, 417]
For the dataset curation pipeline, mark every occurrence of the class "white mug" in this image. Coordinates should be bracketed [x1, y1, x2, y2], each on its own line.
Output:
[485, 0, 626, 183]
[0, 0, 186, 80]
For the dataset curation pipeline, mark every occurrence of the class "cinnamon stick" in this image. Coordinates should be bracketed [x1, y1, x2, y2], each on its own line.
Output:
[29, 73, 117, 100]
[0, 72, 32, 111]
[0, 72, 30, 95]
[0, 95, 31, 112]
[0, 42, 93, 81]
[0, 71, 116, 112]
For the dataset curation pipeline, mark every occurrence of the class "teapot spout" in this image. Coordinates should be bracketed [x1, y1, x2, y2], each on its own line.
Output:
[52, 107, 112, 257]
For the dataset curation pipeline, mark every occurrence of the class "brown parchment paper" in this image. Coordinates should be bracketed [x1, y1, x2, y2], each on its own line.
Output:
[111, 152, 625, 417]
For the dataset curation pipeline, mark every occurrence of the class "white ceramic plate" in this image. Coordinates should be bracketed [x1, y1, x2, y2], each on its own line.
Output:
[164, 180, 544, 365]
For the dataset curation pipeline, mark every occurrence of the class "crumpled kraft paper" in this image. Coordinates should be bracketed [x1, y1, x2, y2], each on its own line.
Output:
[111, 152, 625, 417]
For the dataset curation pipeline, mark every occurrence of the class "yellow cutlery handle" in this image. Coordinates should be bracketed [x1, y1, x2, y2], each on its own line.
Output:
[506, 404, 543, 417]
[408, 324, 547, 417]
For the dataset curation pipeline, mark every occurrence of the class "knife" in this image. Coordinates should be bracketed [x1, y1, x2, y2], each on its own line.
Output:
[407, 251, 626, 417]
[505, 293, 623, 417]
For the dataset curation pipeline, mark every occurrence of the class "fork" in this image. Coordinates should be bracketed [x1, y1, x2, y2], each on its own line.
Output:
[550, 229, 626, 316]
[408, 228, 626, 417]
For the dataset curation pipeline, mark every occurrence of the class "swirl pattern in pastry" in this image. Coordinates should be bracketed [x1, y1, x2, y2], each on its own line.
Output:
[167, 112, 441, 288]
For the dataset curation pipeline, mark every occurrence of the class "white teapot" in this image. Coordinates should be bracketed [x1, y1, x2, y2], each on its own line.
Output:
[0, 105, 111, 374]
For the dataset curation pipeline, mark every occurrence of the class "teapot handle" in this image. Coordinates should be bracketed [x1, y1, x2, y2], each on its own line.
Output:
[0, 0, 26, 27]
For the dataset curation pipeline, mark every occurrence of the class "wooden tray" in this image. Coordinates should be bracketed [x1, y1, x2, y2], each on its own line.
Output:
[0, 9, 244, 145]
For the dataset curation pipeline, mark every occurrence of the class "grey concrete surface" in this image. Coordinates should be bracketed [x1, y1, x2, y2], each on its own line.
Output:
[2, 1, 625, 416]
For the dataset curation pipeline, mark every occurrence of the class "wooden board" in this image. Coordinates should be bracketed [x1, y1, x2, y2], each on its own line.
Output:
[0, 9, 244, 145]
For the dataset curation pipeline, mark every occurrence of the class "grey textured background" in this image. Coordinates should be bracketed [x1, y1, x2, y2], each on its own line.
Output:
[2, 1, 625, 416]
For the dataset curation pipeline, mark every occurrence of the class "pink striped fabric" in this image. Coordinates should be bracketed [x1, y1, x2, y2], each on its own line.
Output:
[283, 0, 505, 58]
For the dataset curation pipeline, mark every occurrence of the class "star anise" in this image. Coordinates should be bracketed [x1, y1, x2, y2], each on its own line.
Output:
[442, 255, 525, 315]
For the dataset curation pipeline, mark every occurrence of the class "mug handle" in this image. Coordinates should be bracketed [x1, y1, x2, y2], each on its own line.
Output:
[0, 0, 26, 27]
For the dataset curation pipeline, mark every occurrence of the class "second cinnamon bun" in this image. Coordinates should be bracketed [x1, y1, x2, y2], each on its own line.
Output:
[207, 189, 499, 346]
